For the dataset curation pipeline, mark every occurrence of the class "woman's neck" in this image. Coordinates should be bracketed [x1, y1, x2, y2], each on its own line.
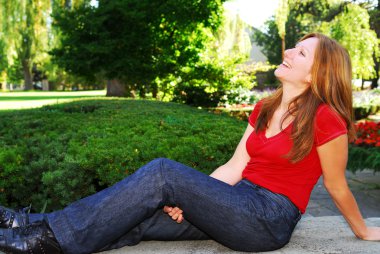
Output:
[280, 82, 307, 111]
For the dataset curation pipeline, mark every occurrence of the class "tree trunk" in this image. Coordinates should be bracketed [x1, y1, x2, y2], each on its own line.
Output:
[281, 37, 285, 60]
[107, 79, 126, 97]
[22, 59, 33, 90]
[65, 0, 71, 9]
[106, 79, 138, 97]
[370, 0, 380, 89]
[42, 79, 49, 91]
[152, 83, 158, 99]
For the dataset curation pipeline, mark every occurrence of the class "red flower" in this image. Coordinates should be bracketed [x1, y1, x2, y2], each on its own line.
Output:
[355, 138, 363, 145]
[352, 121, 380, 148]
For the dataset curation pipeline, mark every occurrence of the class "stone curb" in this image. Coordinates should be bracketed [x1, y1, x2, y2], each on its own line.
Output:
[99, 216, 380, 254]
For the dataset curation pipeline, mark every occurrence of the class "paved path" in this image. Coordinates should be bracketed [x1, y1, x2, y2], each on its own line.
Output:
[307, 169, 380, 218]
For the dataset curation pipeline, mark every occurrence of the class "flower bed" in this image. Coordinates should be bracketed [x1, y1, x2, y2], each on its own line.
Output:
[347, 121, 380, 172]
[353, 121, 380, 147]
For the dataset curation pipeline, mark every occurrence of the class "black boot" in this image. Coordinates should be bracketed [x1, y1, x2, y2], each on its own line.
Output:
[0, 220, 62, 254]
[0, 206, 30, 229]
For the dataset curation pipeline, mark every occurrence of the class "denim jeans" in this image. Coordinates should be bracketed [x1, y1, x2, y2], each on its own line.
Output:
[45, 158, 301, 254]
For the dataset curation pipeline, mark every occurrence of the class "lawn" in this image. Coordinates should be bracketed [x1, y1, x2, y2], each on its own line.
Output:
[0, 90, 106, 110]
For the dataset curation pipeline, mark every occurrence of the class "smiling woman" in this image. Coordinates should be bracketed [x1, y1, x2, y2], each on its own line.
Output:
[0, 33, 379, 254]
[275, 37, 319, 94]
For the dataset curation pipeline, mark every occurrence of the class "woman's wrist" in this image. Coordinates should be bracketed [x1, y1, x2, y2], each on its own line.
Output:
[354, 225, 369, 240]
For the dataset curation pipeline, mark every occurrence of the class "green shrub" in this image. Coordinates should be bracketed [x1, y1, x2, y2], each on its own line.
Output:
[173, 83, 224, 107]
[0, 99, 246, 211]
[347, 146, 380, 172]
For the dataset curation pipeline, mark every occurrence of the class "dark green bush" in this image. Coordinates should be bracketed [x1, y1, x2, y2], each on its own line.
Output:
[173, 83, 225, 107]
[354, 105, 380, 120]
[347, 146, 380, 172]
[0, 99, 246, 211]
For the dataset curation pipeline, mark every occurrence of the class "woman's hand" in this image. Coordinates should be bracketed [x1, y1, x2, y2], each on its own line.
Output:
[163, 206, 184, 223]
[360, 227, 380, 241]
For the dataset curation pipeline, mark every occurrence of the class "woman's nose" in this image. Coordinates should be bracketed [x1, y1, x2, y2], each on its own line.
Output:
[284, 48, 293, 58]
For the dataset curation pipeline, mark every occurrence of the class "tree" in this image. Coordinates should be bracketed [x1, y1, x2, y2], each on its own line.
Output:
[368, 0, 380, 88]
[51, 0, 226, 97]
[253, 0, 379, 81]
[0, 39, 7, 90]
[156, 8, 255, 106]
[275, 0, 290, 59]
[0, 0, 51, 90]
[253, 0, 335, 65]
[322, 3, 379, 80]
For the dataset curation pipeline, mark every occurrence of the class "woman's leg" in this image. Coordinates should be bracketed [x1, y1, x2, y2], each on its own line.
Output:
[46, 158, 300, 254]
[97, 209, 210, 252]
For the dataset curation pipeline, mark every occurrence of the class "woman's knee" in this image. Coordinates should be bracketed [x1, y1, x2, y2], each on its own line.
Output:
[149, 157, 171, 165]
[143, 158, 176, 175]
[146, 158, 171, 171]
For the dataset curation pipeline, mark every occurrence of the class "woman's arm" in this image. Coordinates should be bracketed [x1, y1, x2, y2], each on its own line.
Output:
[317, 135, 380, 240]
[209, 123, 253, 185]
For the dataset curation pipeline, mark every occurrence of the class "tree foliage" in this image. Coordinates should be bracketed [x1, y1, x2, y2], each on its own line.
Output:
[0, 0, 51, 89]
[322, 3, 379, 79]
[368, 0, 380, 88]
[170, 9, 255, 106]
[253, 0, 379, 80]
[275, 0, 290, 58]
[51, 0, 226, 97]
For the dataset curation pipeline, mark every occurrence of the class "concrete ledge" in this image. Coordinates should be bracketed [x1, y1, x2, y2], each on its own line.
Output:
[100, 216, 380, 254]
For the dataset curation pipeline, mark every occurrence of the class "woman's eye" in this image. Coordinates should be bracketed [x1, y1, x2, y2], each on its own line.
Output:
[300, 51, 305, 56]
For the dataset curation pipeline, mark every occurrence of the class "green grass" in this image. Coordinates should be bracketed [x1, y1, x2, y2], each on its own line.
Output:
[0, 90, 106, 110]
[0, 99, 246, 212]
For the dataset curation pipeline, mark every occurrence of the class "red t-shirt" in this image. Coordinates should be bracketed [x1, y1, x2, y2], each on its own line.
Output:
[242, 100, 348, 213]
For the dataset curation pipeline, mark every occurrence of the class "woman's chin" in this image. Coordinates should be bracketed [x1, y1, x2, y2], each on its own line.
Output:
[274, 68, 285, 78]
[274, 70, 285, 80]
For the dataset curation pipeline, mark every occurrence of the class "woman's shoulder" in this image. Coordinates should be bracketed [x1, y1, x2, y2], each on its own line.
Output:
[314, 103, 348, 146]
[255, 99, 265, 107]
[248, 100, 265, 127]
[315, 103, 345, 123]
[316, 103, 333, 114]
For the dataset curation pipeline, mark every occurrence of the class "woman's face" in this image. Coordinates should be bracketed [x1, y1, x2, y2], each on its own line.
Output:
[274, 37, 319, 87]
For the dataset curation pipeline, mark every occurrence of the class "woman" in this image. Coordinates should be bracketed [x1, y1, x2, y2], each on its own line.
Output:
[1, 33, 379, 254]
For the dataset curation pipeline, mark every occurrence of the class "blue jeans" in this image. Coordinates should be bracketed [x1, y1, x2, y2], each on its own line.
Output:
[45, 158, 301, 254]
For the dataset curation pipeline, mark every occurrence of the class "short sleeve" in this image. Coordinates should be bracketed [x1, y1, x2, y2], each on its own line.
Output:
[248, 100, 263, 127]
[314, 105, 348, 146]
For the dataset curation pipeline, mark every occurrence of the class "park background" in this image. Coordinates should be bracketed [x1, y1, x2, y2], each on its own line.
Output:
[0, 0, 379, 213]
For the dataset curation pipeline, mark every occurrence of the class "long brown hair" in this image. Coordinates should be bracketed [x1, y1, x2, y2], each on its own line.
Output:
[255, 33, 356, 163]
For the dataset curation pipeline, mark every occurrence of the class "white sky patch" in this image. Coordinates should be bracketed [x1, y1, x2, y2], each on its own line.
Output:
[90, 0, 99, 8]
[224, 0, 279, 29]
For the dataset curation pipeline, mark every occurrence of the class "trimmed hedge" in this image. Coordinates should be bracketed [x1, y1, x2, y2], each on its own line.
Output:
[0, 99, 246, 212]
[1, 98, 377, 212]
